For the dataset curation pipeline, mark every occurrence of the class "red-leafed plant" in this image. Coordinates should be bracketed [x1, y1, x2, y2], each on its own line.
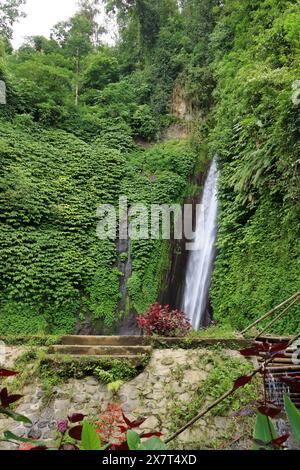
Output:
[95, 403, 126, 445]
[55, 404, 163, 450]
[94, 403, 162, 450]
[137, 303, 192, 337]
[19, 441, 40, 451]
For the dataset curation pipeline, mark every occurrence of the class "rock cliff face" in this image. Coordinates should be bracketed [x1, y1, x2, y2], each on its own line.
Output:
[171, 83, 194, 122]
[0, 346, 257, 450]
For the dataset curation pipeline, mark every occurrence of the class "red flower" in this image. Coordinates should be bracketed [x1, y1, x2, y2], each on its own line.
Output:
[96, 403, 127, 445]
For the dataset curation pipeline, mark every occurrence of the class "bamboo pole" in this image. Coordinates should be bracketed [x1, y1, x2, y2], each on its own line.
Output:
[241, 292, 300, 335]
[255, 296, 300, 340]
[164, 332, 300, 444]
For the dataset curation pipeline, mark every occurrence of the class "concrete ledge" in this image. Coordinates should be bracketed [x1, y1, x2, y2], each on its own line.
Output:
[150, 337, 252, 349]
[50, 344, 152, 356]
[59, 335, 252, 350]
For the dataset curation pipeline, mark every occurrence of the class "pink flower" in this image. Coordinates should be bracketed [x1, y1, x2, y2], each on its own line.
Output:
[57, 419, 68, 434]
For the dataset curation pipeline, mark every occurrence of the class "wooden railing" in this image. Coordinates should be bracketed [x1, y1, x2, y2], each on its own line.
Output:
[241, 292, 300, 339]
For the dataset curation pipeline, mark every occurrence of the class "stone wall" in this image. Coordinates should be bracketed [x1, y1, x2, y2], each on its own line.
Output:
[0, 347, 257, 450]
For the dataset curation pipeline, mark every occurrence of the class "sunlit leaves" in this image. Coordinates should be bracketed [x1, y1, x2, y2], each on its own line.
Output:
[81, 421, 101, 451]
[253, 413, 279, 450]
[284, 394, 300, 444]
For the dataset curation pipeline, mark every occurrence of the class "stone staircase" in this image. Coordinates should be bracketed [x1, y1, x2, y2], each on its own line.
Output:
[48, 335, 152, 365]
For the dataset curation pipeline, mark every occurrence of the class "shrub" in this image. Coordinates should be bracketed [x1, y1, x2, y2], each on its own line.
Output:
[137, 303, 191, 337]
[131, 104, 159, 141]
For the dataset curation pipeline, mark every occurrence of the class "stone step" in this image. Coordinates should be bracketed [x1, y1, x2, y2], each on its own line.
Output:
[49, 344, 152, 356]
[60, 335, 148, 346]
[68, 354, 146, 366]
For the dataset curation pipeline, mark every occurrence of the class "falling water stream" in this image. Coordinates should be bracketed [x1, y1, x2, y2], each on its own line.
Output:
[182, 159, 218, 330]
[266, 374, 295, 449]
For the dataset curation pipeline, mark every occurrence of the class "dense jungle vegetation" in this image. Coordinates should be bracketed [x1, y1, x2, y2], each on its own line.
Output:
[0, 0, 299, 335]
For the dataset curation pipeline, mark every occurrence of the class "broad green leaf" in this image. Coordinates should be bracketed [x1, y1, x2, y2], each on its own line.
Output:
[127, 430, 141, 450]
[284, 394, 300, 444]
[4, 431, 46, 446]
[253, 413, 278, 450]
[142, 437, 166, 450]
[81, 421, 101, 451]
[0, 407, 32, 424]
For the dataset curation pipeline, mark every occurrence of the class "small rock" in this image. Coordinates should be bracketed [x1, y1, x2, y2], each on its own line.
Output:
[28, 427, 42, 440]
[170, 383, 184, 394]
[30, 404, 41, 412]
[72, 395, 86, 405]
[155, 399, 167, 410]
[15, 405, 31, 414]
[38, 420, 49, 429]
[85, 385, 100, 395]
[9, 426, 26, 438]
[85, 378, 98, 386]
[139, 416, 159, 430]
[132, 407, 145, 415]
[41, 430, 55, 440]
[23, 415, 39, 428]
[23, 386, 35, 395]
[48, 420, 59, 430]
[153, 383, 163, 391]
[184, 369, 207, 384]
[161, 357, 174, 366]
[214, 417, 229, 431]
[177, 429, 193, 444]
[41, 409, 54, 420]
[54, 400, 69, 411]
[180, 393, 190, 402]
[122, 403, 134, 413]
[55, 390, 70, 400]
[142, 392, 155, 400]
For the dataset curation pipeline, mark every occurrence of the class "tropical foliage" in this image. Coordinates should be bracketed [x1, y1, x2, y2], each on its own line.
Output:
[0, 0, 299, 334]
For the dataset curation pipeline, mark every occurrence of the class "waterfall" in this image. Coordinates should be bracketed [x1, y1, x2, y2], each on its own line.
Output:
[183, 159, 218, 330]
[266, 374, 295, 449]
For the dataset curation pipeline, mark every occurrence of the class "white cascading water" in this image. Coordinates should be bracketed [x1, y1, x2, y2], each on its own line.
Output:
[183, 159, 218, 330]
[266, 374, 295, 449]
